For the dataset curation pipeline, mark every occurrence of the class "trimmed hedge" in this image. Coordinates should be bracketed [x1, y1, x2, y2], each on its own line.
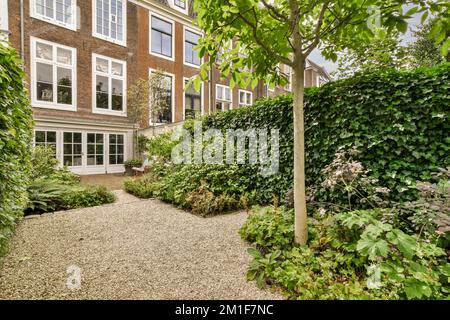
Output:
[0, 44, 33, 255]
[200, 64, 450, 204]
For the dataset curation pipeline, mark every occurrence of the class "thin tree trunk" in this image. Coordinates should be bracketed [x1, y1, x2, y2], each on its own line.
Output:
[292, 61, 308, 245]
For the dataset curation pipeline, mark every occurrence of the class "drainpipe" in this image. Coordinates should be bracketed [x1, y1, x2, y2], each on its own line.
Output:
[20, 0, 25, 59]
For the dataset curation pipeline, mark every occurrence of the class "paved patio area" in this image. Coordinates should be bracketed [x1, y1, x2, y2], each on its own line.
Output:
[0, 191, 281, 300]
[80, 174, 129, 191]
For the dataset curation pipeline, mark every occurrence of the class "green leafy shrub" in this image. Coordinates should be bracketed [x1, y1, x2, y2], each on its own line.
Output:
[124, 173, 159, 199]
[202, 64, 450, 205]
[61, 185, 116, 210]
[241, 206, 450, 300]
[147, 131, 179, 160]
[186, 182, 239, 217]
[26, 146, 115, 214]
[124, 159, 143, 168]
[0, 44, 33, 255]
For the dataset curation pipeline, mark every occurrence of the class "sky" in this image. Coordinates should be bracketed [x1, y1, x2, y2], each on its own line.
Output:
[310, 10, 424, 74]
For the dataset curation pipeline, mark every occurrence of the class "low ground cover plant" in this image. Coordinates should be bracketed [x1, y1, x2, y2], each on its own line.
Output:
[240, 165, 450, 300]
[25, 146, 116, 215]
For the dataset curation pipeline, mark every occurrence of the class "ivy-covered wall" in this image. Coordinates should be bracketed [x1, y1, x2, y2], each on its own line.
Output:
[0, 44, 33, 255]
[201, 64, 450, 203]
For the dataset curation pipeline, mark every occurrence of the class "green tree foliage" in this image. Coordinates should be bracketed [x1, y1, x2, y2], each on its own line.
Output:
[408, 18, 450, 68]
[0, 44, 33, 256]
[335, 29, 407, 79]
[201, 64, 450, 205]
[194, 0, 450, 244]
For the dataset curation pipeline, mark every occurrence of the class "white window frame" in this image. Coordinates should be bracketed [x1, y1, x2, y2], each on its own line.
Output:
[92, 53, 127, 117]
[183, 25, 203, 69]
[285, 65, 292, 91]
[149, 68, 175, 125]
[238, 90, 253, 107]
[216, 84, 233, 112]
[170, 0, 189, 15]
[30, 0, 77, 31]
[92, 0, 127, 47]
[30, 37, 77, 112]
[183, 77, 204, 120]
[149, 12, 175, 62]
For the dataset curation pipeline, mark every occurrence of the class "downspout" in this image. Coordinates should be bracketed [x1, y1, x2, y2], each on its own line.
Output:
[20, 0, 25, 59]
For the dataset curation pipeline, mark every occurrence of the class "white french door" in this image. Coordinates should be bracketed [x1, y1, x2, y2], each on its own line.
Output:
[60, 131, 126, 175]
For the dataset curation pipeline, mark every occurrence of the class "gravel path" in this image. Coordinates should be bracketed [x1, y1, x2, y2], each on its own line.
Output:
[0, 191, 281, 300]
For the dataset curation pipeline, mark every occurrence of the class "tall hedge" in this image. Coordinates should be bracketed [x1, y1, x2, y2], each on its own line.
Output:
[0, 44, 33, 255]
[201, 64, 450, 203]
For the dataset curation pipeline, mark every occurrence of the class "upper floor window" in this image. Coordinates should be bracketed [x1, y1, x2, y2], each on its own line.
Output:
[184, 28, 201, 67]
[31, 0, 77, 30]
[31, 37, 77, 111]
[239, 90, 253, 107]
[150, 15, 173, 60]
[184, 79, 202, 120]
[93, 0, 126, 46]
[284, 65, 292, 91]
[216, 84, 232, 112]
[93, 54, 126, 116]
[174, 0, 186, 9]
[149, 70, 173, 124]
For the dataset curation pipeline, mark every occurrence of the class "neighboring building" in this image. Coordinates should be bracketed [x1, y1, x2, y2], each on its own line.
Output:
[4, 0, 330, 175]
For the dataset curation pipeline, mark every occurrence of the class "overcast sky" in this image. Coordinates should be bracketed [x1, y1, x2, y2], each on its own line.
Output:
[311, 10, 424, 73]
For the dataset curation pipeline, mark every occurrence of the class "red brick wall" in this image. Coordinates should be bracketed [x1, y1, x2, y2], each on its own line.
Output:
[7, 0, 140, 126]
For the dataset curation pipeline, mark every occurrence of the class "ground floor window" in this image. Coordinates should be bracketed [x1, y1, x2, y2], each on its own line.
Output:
[63, 132, 83, 167]
[109, 134, 124, 165]
[87, 133, 104, 166]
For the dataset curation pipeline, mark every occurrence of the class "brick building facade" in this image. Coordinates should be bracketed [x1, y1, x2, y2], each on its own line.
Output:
[3, 0, 330, 175]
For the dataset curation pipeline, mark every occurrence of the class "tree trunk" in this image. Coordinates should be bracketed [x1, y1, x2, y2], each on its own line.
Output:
[292, 61, 308, 245]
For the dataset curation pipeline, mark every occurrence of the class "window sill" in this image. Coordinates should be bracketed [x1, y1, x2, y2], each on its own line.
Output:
[32, 102, 77, 112]
[30, 13, 77, 31]
[150, 51, 175, 62]
[93, 109, 128, 117]
[93, 33, 127, 47]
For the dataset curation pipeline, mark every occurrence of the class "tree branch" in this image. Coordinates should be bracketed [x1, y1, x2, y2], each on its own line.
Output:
[303, 1, 329, 57]
[261, 0, 289, 23]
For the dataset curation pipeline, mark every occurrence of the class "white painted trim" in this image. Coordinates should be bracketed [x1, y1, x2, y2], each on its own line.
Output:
[129, 0, 197, 27]
[169, 0, 189, 15]
[92, 53, 127, 117]
[30, 37, 77, 112]
[183, 25, 203, 69]
[182, 77, 204, 120]
[29, 0, 77, 31]
[215, 84, 233, 111]
[238, 89, 253, 107]
[149, 68, 176, 125]
[149, 12, 175, 62]
[92, 0, 127, 47]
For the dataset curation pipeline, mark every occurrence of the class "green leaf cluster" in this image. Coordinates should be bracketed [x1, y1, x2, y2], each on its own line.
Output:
[0, 44, 33, 256]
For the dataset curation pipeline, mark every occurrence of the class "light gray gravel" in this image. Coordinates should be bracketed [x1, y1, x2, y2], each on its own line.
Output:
[0, 191, 282, 300]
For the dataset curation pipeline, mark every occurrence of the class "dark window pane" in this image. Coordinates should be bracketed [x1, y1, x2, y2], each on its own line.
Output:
[74, 133, 82, 143]
[117, 144, 124, 154]
[87, 133, 96, 143]
[73, 156, 82, 166]
[47, 131, 56, 143]
[64, 132, 72, 143]
[110, 145, 116, 154]
[117, 155, 124, 164]
[64, 143, 72, 154]
[35, 131, 45, 143]
[57, 85, 72, 105]
[117, 135, 124, 144]
[109, 155, 117, 165]
[96, 144, 103, 154]
[87, 144, 95, 154]
[74, 144, 82, 155]
[110, 134, 116, 144]
[96, 134, 104, 143]
[96, 156, 104, 165]
[87, 156, 95, 166]
[63, 156, 72, 166]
